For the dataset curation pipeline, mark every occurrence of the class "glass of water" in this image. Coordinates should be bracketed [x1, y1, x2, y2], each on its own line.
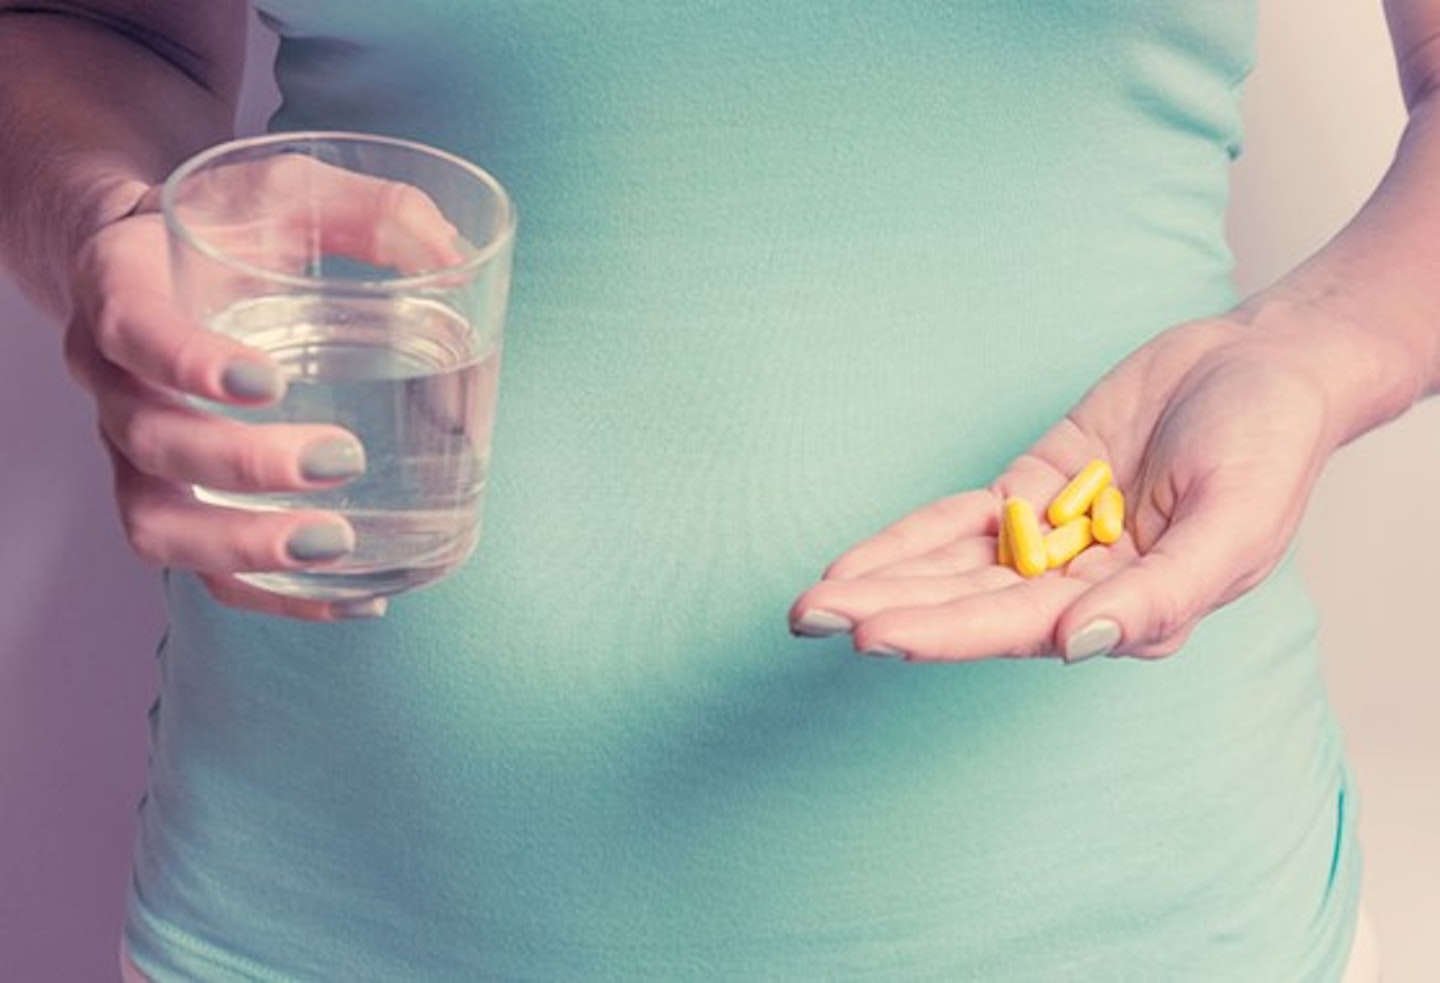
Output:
[163, 132, 515, 602]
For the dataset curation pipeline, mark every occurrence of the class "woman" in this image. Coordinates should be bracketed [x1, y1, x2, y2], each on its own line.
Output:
[1, 1, 1430, 978]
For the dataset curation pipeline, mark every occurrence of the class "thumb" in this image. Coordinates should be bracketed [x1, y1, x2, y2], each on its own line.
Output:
[126, 183, 165, 218]
[1053, 482, 1279, 663]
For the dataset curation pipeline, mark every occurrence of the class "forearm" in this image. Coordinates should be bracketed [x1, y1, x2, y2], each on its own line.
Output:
[0, 4, 244, 317]
[1235, 81, 1440, 448]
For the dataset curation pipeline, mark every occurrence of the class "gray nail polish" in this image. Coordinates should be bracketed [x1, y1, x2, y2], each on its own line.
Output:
[300, 438, 366, 482]
[286, 522, 355, 563]
[859, 644, 908, 661]
[222, 360, 285, 402]
[1064, 618, 1122, 664]
[792, 609, 853, 638]
[332, 598, 387, 620]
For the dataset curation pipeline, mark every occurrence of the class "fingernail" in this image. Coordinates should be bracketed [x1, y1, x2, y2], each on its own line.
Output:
[332, 597, 387, 620]
[792, 609, 853, 638]
[300, 437, 366, 482]
[858, 644, 908, 661]
[286, 522, 355, 563]
[222, 360, 285, 402]
[1064, 618, 1122, 664]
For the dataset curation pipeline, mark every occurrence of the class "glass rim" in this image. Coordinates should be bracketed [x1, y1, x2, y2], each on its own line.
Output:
[161, 130, 517, 293]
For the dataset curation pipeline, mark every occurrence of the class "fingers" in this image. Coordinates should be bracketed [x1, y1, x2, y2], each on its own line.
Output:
[794, 478, 1282, 664]
[70, 316, 361, 493]
[108, 441, 355, 575]
[793, 537, 1133, 662]
[852, 576, 1095, 662]
[270, 153, 468, 271]
[90, 361, 362, 493]
[195, 153, 469, 275]
[198, 574, 388, 623]
[861, 536, 1004, 579]
[337, 172, 469, 272]
[66, 179, 407, 624]
[823, 490, 1002, 579]
[822, 453, 1106, 582]
[69, 215, 284, 404]
[1055, 486, 1272, 661]
[791, 566, 1020, 637]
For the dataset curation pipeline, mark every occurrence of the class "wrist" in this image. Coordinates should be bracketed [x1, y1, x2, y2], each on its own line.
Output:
[11, 170, 155, 319]
[1228, 288, 1432, 450]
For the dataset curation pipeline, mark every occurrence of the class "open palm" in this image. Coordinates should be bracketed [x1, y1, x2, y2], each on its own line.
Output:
[790, 315, 1338, 663]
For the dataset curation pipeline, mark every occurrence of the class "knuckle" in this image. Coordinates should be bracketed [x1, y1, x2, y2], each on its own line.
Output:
[199, 573, 262, 611]
[1133, 557, 1198, 646]
[112, 466, 171, 567]
[1229, 556, 1276, 600]
[120, 506, 167, 566]
[370, 182, 415, 252]
[113, 407, 164, 475]
[263, 153, 310, 194]
[1022, 629, 1056, 659]
[197, 573, 239, 606]
[88, 293, 127, 361]
[228, 435, 278, 489]
[383, 180, 430, 220]
[69, 237, 108, 307]
[61, 320, 96, 390]
[1131, 627, 1194, 661]
[166, 327, 217, 393]
[1145, 594, 1190, 647]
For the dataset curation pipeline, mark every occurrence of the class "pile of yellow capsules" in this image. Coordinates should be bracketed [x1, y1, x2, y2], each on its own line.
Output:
[998, 459, 1125, 577]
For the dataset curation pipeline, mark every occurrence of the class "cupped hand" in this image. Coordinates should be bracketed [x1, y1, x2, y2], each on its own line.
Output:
[63, 161, 467, 621]
[790, 315, 1341, 663]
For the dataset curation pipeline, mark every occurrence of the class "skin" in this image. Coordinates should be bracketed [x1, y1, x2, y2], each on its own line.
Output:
[2, 2, 1439, 639]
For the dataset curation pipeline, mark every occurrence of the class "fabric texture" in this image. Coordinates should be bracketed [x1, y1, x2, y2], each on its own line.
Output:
[125, 3, 1362, 979]
[121, 912, 1383, 983]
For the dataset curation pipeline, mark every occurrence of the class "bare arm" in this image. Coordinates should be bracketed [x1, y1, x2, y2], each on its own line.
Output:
[1238, 0, 1440, 445]
[0, 1, 247, 315]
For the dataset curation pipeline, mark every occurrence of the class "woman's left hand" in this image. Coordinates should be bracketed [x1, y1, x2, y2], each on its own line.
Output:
[789, 311, 1348, 663]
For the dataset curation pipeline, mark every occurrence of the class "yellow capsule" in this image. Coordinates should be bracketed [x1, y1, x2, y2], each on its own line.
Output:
[1047, 459, 1113, 527]
[1091, 484, 1125, 544]
[1045, 516, 1093, 570]
[1003, 497, 1048, 578]
[996, 518, 1013, 568]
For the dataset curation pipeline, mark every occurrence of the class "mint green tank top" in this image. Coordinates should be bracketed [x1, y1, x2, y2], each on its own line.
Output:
[125, 4, 1361, 979]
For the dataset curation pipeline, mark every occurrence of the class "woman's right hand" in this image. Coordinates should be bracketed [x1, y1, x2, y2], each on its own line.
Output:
[62, 156, 473, 619]
[61, 186, 377, 621]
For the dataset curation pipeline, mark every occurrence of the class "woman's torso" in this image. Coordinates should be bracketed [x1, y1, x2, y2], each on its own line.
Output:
[125, 3, 1360, 979]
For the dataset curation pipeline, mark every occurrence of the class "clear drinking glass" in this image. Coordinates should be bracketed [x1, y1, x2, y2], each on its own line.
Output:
[163, 132, 516, 601]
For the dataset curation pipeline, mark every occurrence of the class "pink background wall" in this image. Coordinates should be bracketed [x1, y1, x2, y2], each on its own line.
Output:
[0, 16, 278, 982]
[2, 3, 1435, 980]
